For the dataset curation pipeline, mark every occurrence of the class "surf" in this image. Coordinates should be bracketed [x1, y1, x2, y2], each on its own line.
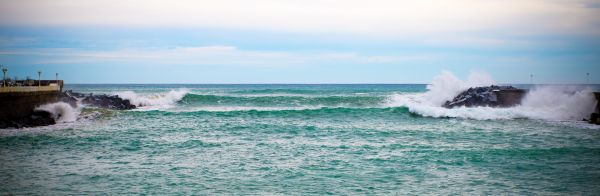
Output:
[35, 102, 80, 123]
[179, 93, 386, 108]
[113, 89, 190, 109]
[388, 71, 598, 121]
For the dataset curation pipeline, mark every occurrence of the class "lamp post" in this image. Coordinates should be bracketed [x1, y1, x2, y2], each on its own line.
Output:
[587, 73, 590, 84]
[37, 70, 42, 87]
[1, 65, 3, 87]
[2, 66, 7, 87]
[530, 74, 533, 85]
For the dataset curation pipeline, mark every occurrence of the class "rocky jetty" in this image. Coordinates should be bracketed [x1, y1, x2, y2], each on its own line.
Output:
[443, 85, 526, 108]
[0, 91, 136, 129]
[588, 92, 600, 125]
[0, 111, 55, 129]
[61, 90, 136, 110]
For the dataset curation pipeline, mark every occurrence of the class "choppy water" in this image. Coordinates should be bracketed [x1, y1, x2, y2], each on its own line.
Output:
[1, 84, 600, 195]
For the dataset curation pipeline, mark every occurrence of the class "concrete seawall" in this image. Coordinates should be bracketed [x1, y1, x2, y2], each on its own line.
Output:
[0, 80, 64, 122]
[0, 91, 62, 120]
[0, 85, 60, 93]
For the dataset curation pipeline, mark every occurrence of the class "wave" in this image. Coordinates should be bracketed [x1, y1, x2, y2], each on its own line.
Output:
[519, 86, 596, 120]
[179, 94, 386, 107]
[130, 106, 412, 117]
[114, 89, 189, 109]
[104, 72, 597, 123]
[229, 89, 329, 95]
[424, 71, 495, 106]
[35, 102, 79, 123]
[388, 72, 598, 121]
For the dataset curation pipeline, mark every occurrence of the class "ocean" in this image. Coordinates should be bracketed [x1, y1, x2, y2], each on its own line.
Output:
[1, 82, 600, 194]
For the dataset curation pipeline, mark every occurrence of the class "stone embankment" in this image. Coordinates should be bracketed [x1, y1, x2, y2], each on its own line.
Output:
[62, 90, 136, 110]
[589, 92, 600, 125]
[1, 85, 135, 129]
[443, 85, 527, 108]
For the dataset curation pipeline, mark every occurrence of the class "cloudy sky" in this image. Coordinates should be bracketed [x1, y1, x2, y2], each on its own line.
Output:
[1, 0, 599, 83]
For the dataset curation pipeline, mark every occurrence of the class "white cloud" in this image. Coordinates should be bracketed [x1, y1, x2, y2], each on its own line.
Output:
[1, 0, 599, 38]
[0, 46, 434, 66]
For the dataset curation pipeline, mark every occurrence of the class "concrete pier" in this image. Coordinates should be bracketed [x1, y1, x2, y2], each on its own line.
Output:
[0, 80, 64, 127]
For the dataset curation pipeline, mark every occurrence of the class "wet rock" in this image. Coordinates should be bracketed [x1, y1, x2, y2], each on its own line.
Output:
[590, 113, 600, 125]
[61, 90, 136, 110]
[443, 85, 524, 108]
[0, 111, 55, 129]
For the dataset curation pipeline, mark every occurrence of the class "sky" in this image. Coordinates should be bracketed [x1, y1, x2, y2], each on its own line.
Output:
[0, 0, 599, 84]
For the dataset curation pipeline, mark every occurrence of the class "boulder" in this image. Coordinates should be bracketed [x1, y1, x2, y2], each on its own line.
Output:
[61, 90, 136, 110]
[443, 85, 525, 108]
[0, 111, 55, 129]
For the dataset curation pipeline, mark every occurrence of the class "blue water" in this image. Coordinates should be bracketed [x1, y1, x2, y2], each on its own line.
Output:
[1, 84, 599, 194]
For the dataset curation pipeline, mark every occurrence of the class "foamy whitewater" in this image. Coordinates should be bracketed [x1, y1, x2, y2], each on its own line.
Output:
[114, 89, 189, 109]
[2, 72, 600, 194]
[388, 72, 597, 121]
[35, 102, 80, 123]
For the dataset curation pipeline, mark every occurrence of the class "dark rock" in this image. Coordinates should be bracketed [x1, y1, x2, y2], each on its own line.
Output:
[0, 111, 55, 129]
[443, 85, 526, 108]
[590, 113, 600, 125]
[60, 90, 136, 110]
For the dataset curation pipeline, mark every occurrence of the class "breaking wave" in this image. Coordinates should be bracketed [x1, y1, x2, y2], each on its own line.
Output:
[388, 72, 597, 121]
[424, 71, 495, 106]
[103, 72, 597, 122]
[114, 89, 189, 109]
[35, 102, 79, 123]
[519, 86, 596, 120]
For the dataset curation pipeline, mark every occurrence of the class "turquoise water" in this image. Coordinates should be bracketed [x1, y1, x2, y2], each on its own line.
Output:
[1, 84, 600, 194]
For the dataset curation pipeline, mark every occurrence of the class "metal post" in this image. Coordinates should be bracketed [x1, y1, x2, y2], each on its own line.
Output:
[37, 70, 42, 87]
[1, 65, 4, 87]
[2, 67, 7, 88]
[530, 74, 533, 85]
[587, 73, 590, 84]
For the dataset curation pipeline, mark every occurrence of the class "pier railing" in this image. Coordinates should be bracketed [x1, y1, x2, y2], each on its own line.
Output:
[0, 85, 60, 93]
[0, 80, 63, 94]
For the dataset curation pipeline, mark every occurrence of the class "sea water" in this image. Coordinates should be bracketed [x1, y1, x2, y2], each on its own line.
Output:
[1, 78, 600, 194]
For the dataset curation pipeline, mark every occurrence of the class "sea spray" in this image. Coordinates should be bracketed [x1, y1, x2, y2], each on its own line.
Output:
[390, 72, 597, 121]
[424, 71, 495, 106]
[35, 102, 79, 123]
[114, 89, 189, 108]
[519, 85, 597, 120]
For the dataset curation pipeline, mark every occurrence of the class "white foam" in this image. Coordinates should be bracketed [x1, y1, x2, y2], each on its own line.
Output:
[518, 86, 597, 120]
[424, 71, 495, 106]
[114, 89, 189, 109]
[35, 102, 80, 123]
[388, 72, 598, 122]
[164, 105, 355, 112]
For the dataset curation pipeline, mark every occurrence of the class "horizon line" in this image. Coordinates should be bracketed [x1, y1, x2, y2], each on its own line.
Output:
[61, 83, 600, 85]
